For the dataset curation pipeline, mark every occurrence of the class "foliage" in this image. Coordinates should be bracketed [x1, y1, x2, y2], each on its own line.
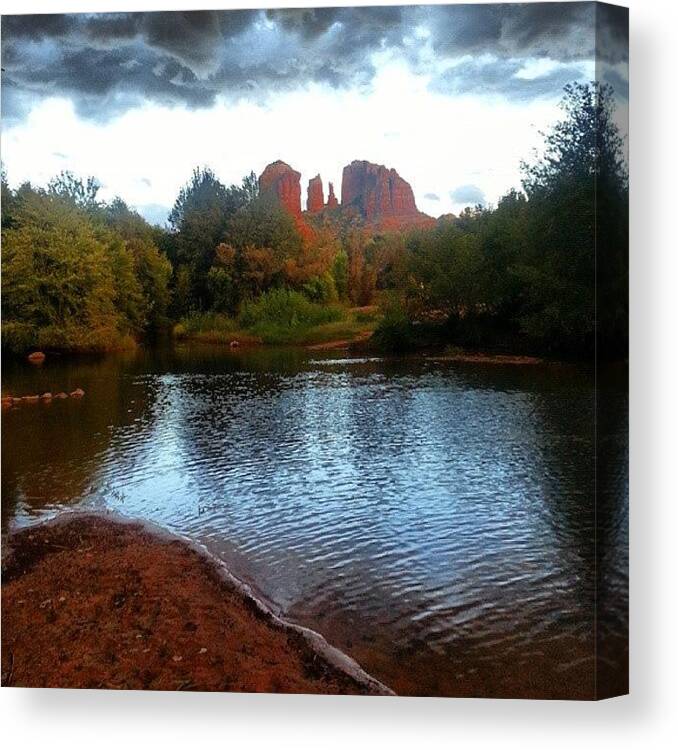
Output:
[238, 288, 342, 343]
[167, 168, 261, 311]
[48, 171, 102, 213]
[302, 273, 338, 304]
[345, 233, 377, 306]
[393, 81, 628, 358]
[2, 182, 173, 352]
[516, 82, 627, 354]
[174, 311, 236, 340]
[331, 248, 349, 301]
[1, 189, 125, 351]
[372, 296, 416, 352]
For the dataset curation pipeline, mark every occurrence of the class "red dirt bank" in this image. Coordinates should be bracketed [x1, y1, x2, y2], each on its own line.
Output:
[1, 514, 391, 694]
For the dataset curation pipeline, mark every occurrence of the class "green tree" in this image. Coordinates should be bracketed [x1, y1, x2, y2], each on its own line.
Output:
[519, 82, 628, 355]
[102, 198, 172, 330]
[169, 168, 259, 311]
[331, 248, 349, 301]
[1, 188, 123, 352]
[48, 171, 102, 213]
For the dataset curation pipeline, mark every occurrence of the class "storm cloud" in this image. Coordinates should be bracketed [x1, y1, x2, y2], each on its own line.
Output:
[1, 4, 629, 124]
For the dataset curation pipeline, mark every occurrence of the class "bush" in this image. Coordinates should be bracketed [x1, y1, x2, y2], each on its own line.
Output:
[1, 190, 130, 354]
[372, 299, 416, 352]
[238, 288, 343, 343]
[239, 288, 341, 329]
[354, 309, 376, 324]
[302, 273, 338, 304]
[174, 312, 236, 338]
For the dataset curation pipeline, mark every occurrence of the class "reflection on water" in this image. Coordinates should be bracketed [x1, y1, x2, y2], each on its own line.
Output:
[1, 344, 628, 698]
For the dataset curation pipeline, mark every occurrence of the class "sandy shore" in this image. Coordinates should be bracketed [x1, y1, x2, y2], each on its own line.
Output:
[305, 331, 374, 351]
[427, 352, 544, 365]
[1, 513, 392, 695]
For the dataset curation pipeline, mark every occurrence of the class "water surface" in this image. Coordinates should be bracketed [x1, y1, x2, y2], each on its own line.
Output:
[2, 345, 628, 698]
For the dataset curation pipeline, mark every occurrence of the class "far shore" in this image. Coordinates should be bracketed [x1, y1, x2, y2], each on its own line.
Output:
[1, 513, 392, 695]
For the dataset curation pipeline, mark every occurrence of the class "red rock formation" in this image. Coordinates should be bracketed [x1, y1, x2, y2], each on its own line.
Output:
[307, 174, 324, 213]
[339, 160, 435, 228]
[258, 160, 301, 217]
[326, 182, 339, 209]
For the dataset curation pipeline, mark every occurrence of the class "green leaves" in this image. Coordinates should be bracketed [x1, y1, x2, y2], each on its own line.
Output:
[1, 184, 172, 352]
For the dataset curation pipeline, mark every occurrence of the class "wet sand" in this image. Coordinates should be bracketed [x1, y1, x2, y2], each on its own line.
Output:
[427, 353, 544, 365]
[1, 513, 392, 695]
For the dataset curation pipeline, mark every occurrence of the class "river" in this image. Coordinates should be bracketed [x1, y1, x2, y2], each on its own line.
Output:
[2, 344, 628, 698]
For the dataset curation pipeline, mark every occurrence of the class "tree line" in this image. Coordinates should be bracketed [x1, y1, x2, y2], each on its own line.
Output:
[1, 82, 627, 359]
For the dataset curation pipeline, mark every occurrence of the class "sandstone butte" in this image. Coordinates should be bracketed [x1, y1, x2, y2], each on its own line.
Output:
[258, 160, 302, 218]
[258, 159, 435, 229]
[326, 182, 339, 209]
[307, 174, 324, 213]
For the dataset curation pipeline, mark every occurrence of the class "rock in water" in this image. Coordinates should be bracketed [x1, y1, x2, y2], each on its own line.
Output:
[307, 175, 324, 213]
[258, 161, 302, 217]
[326, 182, 339, 209]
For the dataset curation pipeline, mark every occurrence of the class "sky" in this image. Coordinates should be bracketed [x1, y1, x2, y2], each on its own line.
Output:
[1, 2, 629, 224]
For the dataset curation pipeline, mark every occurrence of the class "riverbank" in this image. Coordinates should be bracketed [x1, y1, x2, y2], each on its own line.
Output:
[1, 513, 392, 695]
[173, 305, 380, 348]
[427, 352, 545, 365]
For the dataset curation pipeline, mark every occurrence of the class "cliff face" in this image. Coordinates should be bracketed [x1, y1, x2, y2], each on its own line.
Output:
[307, 175, 324, 213]
[326, 182, 339, 209]
[260, 159, 433, 228]
[340, 160, 420, 222]
[259, 161, 302, 217]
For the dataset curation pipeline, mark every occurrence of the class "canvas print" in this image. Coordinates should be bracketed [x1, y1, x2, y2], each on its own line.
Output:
[1, 2, 628, 699]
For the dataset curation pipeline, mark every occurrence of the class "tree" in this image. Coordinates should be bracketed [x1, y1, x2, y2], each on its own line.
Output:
[101, 198, 172, 330]
[1, 188, 122, 352]
[48, 171, 102, 213]
[169, 168, 262, 311]
[332, 248, 349, 301]
[519, 82, 628, 355]
[1, 167, 17, 229]
[224, 194, 301, 258]
[169, 167, 230, 309]
[406, 221, 485, 319]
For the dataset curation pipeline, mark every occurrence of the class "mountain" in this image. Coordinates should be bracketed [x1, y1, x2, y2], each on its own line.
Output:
[258, 160, 302, 217]
[258, 159, 435, 230]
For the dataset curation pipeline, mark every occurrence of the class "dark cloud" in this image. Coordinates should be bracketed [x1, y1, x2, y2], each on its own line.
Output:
[596, 3, 629, 66]
[424, 192, 440, 201]
[450, 184, 486, 205]
[430, 58, 589, 101]
[601, 67, 629, 102]
[1, 4, 628, 125]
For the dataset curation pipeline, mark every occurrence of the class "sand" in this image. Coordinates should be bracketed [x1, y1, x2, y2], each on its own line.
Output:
[1, 513, 392, 695]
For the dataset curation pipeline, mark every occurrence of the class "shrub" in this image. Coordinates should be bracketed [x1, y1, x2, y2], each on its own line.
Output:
[302, 273, 338, 304]
[239, 288, 341, 330]
[354, 309, 376, 324]
[175, 312, 236, 337]
[372, 299, 416, 352]
[237, 288, 343, 343]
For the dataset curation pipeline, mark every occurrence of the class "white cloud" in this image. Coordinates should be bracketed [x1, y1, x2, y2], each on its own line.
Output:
[2, 63, 563, 218]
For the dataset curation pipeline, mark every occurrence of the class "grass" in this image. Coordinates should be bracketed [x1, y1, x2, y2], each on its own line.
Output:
[174, 292, 381, 348]
[173, 312, 241, 344]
